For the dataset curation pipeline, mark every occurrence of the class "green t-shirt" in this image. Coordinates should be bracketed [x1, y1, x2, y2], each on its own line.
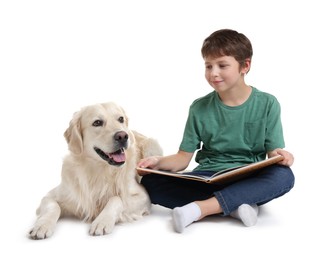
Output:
[179, 87, 285, 172]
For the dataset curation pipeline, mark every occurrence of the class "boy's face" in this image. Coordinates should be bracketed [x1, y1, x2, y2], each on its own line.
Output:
[204, 55, 250, 93]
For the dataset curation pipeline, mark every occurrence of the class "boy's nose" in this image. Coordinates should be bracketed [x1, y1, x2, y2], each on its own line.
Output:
[209, 68, 219, 77]
[213, 66, 221, 75]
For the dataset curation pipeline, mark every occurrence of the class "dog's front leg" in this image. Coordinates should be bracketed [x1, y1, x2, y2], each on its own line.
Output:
[29, 197, 61, 239]
[89, 196, 123, 236]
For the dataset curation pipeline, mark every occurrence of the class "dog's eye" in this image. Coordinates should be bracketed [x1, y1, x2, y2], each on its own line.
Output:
[118, 116, 124, 123]
[92, 120, 104, 127]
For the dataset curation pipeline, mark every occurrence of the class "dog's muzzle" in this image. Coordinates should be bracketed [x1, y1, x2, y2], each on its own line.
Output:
[94, 131, 128, 166]
[94, 147, 126, 166]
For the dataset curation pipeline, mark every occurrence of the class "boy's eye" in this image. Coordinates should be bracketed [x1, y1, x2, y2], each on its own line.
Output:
[219, 64, 228, 68]
[206, 65, 212, 69]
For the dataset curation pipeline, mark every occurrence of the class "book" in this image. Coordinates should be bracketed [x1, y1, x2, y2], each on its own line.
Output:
[136, 155, 284, 184]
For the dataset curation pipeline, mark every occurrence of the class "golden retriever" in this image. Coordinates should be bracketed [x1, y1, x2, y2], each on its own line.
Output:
[29, 102, 162, 239]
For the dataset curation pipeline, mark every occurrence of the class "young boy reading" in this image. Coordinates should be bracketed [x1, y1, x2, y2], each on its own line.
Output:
[138, 29, 295, 233]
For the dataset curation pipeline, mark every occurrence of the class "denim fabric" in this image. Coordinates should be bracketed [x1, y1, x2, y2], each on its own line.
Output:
[141, 165, 295, 216]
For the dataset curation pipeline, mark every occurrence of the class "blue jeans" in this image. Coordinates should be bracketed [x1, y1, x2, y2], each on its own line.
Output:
[141, 165, 295, 216]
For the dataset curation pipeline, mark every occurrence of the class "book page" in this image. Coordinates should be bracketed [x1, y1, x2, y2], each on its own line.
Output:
[136, 155, 284, 184]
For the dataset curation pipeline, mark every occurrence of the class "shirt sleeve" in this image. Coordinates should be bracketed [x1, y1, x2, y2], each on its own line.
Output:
[179, 106, 201, 153]
[265, 97, 285, 151]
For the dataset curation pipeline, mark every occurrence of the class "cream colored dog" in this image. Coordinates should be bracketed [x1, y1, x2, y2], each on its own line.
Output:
[29, 102, 162, 239]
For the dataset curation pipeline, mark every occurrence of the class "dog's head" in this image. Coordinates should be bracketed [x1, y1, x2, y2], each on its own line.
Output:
[64, 102, 134, 166]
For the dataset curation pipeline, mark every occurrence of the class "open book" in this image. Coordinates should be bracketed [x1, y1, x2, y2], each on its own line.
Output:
[136, 155, 284, 184]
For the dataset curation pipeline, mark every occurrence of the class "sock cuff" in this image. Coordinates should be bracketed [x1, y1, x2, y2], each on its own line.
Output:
[186, 202, 201, 221]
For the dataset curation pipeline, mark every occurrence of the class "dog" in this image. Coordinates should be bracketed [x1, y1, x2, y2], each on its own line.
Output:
[29, 102, 162, 239]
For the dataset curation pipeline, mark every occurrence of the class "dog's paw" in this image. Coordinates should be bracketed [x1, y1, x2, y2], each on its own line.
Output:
[29, 224, 54, 240]
[89, 219, 115, 236]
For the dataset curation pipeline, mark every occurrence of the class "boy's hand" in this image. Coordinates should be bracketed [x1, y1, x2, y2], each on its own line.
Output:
[269, 148, 294, 167]
[137, 156, 161, 176]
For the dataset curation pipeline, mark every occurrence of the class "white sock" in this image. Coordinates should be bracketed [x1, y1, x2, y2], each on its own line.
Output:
[172, 202, 201, 233]
[230, 204, 259, 227]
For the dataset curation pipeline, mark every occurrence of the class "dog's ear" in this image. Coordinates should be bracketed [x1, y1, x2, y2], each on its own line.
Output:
[64, 111, 83, 154]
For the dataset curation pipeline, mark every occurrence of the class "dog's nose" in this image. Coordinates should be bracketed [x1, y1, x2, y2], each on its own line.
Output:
[114, 131, 128, 145]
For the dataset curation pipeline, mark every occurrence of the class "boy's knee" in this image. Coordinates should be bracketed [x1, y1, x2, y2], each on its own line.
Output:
[273, 165, 295, 192]
[141, 174, 159, 189]
[280, 166, 295, 188]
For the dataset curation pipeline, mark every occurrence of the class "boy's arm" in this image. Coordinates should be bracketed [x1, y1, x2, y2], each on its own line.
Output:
[268, 148, 294, 167]
[137, 150, 194, 175]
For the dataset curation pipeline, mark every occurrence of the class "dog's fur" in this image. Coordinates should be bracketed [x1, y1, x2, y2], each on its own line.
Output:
[29, 102, 162, 239]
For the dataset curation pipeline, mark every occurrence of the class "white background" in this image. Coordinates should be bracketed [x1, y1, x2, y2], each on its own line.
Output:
[1, 0, 319, 259]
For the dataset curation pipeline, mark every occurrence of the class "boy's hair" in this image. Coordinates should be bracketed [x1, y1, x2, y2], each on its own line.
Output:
[201, 29, 253, 69]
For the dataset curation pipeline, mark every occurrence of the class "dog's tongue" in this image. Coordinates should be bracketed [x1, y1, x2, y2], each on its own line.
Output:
[110, 151, 126, 163]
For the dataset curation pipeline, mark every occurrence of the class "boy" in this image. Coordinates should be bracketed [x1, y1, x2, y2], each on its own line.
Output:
[138, 29, 295, 233]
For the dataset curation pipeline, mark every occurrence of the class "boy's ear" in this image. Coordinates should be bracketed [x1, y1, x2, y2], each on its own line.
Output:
[241, 58, 251, 74]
